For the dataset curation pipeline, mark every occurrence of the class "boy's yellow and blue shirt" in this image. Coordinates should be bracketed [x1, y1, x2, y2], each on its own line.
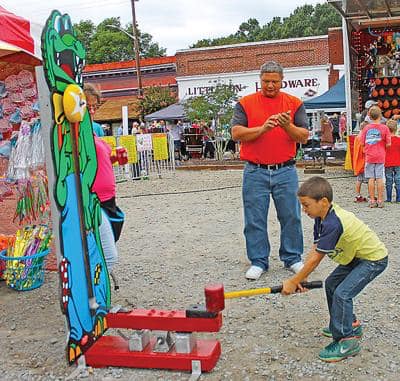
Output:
[313, 203, 387, 265]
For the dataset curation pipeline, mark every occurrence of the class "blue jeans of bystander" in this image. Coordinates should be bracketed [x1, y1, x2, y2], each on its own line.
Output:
[325, 256, 388, 341]
[385, 166, 400, 202]
[242, 163, 303, 270]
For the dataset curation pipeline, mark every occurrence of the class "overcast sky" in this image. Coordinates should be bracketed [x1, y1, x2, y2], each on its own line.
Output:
[4, 0, 325, 55]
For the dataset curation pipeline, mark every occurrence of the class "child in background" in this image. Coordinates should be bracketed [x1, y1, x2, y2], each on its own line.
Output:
[359, 106, 391, 208]
[353, 121, 367, 202]
[282, 177, 388, 362]
[385, 119, 400, 202]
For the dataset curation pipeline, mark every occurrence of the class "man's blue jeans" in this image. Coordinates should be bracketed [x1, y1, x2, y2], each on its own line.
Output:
[242, 163, 303, 270]
[326, 256, 388, 341]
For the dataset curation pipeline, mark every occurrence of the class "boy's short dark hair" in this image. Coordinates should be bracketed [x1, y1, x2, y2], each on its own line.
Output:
[298, 176, 333, 202]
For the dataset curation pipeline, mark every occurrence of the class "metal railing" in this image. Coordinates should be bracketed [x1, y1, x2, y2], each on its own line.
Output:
[101, 133, 176, 182]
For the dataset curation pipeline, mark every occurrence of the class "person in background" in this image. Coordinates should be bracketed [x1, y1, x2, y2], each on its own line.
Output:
[83, 83, 104, 137]
[202, 122, 215, 159]
[159, 120, 166, 132]
[329, 113, 340, 143]
[361, 100, 387, 124]
[320, 115, 334, 146]
[101, 124, 111, 136]
[359, 106, 391, 208]
[192, 120, 201, 130]
[167, 119, 184, 161]
[352, 121, 367, 203]
[231, 60, 308, 280]
[130, 121, 140, 177]
[384, 119, 400, 202]
[282, 176, 388, 362]
[84, 84, 119, 286]
[339, 112, 347, 141]
[131, 122, 139, 135]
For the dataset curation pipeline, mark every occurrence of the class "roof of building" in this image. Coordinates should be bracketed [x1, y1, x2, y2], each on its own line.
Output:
[97, 75, 177, 94]
[84, 56, 176, 73]
[94, 96, 140, 122]
[176, 35, 328, 54]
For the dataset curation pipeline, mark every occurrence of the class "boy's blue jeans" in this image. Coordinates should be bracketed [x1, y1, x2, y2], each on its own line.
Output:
[385, 166, 400, 202]
[242, 163, 303, 270]
[325, 256, 388, 341]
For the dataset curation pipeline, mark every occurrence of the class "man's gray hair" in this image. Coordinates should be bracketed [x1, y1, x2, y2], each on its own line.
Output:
[260, 61, 283, 76]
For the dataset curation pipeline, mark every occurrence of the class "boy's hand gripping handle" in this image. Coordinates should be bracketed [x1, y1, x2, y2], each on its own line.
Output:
[270, 280, 323, 293]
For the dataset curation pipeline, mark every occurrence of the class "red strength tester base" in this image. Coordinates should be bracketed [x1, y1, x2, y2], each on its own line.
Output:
[85, 336, 221, 371]
[84, 308, 223, 372]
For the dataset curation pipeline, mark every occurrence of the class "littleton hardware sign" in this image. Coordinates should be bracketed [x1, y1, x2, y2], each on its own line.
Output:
[177, 65, 330, 101]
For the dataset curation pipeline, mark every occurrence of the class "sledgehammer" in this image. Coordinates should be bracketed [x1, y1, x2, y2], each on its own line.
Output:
[204, 281, 323, 313]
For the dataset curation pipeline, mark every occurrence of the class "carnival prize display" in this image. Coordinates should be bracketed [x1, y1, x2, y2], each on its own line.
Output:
[0, 225, 52, 290]
[355, 28, 400, 115]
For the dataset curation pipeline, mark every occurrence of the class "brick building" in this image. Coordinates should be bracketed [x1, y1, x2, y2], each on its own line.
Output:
[83, 56, 177, 126]
[81, 29, 344, 127]
[175, 28, 344, 102]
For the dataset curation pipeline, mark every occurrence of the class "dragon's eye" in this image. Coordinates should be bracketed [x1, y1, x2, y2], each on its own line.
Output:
[64, 18, 72, 31]
[54, 15, 62, 33]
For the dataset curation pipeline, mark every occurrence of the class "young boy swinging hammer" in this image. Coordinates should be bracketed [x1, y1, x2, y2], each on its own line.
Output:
[282, 176, 388, 362]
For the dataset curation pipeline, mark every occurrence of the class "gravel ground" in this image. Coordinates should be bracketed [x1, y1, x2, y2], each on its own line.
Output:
[1, 168, 399, 381]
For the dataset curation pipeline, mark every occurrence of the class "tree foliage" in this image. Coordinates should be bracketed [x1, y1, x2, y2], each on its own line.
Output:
[73, 17, 166, 64]
[184, 82, 239, 160]
[184, 82, 238, 127]
[191, 3, 341, 48]
[138, 86, 177, 117]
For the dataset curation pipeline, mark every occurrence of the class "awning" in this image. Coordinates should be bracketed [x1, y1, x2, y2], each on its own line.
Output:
[304, 76, 345, 110]
[328, 0, 400, 29]
[144, 103, 186, 121]
[0, 6, 41, 61]
[94, 96, 140, 122]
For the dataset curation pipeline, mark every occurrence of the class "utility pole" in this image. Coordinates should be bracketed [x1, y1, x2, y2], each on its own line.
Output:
[130, 0, 143, 97]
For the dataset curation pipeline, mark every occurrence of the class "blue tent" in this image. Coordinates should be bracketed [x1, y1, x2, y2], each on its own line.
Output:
[304, 76, 345, 110]
[144, 103, 186, 121]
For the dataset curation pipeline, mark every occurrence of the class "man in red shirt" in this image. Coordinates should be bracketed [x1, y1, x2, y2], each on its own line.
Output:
[231, 61, 309, 280]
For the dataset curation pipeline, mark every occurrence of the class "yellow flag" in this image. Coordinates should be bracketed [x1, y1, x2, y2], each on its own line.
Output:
[152, 133, 169, 161]
[119, 135, 138, 164]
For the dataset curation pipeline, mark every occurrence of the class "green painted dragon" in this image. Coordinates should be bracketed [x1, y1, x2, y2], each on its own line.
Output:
[41, 10, 111, 364]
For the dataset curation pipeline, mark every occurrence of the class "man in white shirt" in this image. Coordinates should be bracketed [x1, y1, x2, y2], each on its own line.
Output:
[168, 120, 184, 160]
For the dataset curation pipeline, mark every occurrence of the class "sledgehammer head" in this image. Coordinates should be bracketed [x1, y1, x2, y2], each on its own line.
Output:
[205, 283, 225, 313]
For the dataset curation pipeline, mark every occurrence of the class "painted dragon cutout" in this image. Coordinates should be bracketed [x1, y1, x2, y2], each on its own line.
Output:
[41, 10, 111, 364]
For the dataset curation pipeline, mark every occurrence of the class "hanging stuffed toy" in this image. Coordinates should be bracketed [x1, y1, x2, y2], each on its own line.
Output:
[368, 79, 376, 98]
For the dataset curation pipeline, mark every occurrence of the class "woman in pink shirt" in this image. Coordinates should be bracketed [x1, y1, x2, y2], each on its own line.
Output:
[85, 84, 120, 286]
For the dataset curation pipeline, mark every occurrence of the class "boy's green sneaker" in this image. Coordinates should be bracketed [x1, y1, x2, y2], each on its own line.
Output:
[319, 338, 361, 362]
[321, 321, 363, 338]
